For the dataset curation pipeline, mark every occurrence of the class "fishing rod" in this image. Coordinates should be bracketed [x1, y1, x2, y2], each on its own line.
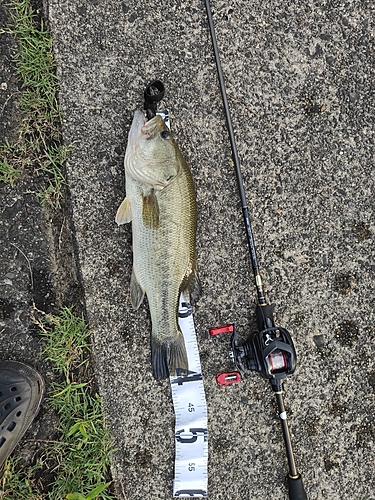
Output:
[204, 1, 308, 499]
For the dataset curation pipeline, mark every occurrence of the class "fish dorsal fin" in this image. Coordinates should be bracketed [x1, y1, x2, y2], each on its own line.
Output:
[115, 197, 132, 225]
[142, 189, 160, 229]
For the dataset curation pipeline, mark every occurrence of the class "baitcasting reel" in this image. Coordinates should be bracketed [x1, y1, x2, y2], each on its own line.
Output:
[211, 304, 297, 391]
[210, 304, 307, 500]
[231, 304, 296, 392]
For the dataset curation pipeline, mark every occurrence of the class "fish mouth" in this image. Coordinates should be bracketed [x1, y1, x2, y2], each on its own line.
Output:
[125, 110, 170, 187]
[126, 110, 147, 152]
[129, 110, 164, 139]
[141, 115, 164, 138]
[131, 109, 147, 133]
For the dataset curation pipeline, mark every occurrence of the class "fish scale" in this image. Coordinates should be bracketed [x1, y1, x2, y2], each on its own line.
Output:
[133, 180, 193, 332]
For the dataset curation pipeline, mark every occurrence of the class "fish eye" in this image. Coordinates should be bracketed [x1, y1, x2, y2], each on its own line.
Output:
[160, 130, 170, 140]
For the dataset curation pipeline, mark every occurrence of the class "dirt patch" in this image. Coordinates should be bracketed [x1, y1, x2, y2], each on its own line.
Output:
[0, 0, 84, 484]
[0, 2, 22, 144]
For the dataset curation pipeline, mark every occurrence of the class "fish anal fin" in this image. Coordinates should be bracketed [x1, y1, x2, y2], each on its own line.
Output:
[130, 268, 145, 310]
[151, 332, 188, 379]
[142, 189, 160, 229]
[180, 262, 201, 304]
[115, 197, 132, 225]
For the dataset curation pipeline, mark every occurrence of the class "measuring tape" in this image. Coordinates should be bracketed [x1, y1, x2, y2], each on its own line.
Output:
[156, 110, 208, 498]
[170, 295, 208, 498]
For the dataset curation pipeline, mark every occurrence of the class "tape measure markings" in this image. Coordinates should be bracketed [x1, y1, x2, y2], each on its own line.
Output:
[171, 294, 208, 498]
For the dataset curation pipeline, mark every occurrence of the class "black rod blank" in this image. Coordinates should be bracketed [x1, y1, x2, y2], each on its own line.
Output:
[203, 0, 266, 306]
[276, 388, 307, 499]
[203, 1, 308, 499]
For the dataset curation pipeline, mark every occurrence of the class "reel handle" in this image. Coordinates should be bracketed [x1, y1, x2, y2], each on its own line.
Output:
[288, 474, 308, 500]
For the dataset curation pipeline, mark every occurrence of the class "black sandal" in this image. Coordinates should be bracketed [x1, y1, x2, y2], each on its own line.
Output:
[0, 360, 45, 469]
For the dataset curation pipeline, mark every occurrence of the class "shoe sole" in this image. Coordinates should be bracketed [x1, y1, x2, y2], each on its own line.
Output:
[0, 360, 45, 469]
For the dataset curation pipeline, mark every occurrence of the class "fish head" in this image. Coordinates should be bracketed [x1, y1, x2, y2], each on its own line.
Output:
[125, 110, 181, 188]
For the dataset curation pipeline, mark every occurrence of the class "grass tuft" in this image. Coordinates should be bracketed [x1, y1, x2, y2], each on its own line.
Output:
[37, 307, 91, 379]
[0, 144, 23, 184]
[0, 457, 44, 500]
[0, 0, 68, 207]
[1, 307, 115, 500]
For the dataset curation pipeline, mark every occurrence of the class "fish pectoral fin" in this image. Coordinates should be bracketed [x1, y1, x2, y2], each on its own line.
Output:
[151, 331, 188, 379]
[130, 269, 145, 309]
[142, 189, 160, 229]
[115, 197, 132, 225]
[181, 262, 201, 304]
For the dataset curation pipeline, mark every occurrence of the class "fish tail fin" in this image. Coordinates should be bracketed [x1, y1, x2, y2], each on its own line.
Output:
[151, 332, 188, 380]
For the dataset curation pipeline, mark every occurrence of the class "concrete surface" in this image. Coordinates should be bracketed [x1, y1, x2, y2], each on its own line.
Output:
[5, 0, 375, 498]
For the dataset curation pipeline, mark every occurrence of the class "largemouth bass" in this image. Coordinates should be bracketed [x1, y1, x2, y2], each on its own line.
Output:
[116, 110, 200, 379]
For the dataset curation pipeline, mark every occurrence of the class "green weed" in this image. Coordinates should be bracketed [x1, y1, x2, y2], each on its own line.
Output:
[0, 145, 23, 184]
[0, 457, 43, 500]
[37, 307, 91, 379]
[1, 307, 115, 500]
[0, 0, 68, 207]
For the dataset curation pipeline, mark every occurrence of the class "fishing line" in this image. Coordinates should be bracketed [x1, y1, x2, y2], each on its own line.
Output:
[204, 1, 308, 499]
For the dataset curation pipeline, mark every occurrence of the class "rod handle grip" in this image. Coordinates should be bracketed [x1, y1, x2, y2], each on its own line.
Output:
[288, 474, 308, 500]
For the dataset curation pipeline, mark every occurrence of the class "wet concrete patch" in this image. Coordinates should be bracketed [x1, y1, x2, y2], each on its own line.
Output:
[333, 272, 356, 295]
[352, 221, 372, 242]
[0, 298, 17, 319]
[334, 320, 360, 347]
[134, 449, 153, 469]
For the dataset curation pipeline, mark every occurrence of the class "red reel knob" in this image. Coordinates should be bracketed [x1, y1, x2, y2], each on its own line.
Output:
[216, 371, 242, 386]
